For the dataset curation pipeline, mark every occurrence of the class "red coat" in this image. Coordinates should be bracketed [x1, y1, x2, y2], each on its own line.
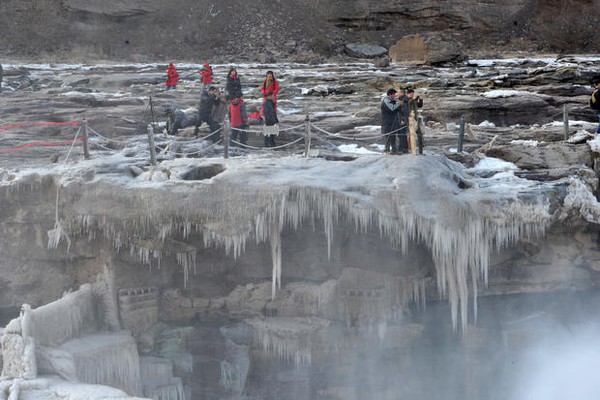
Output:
[200, 64, 213, 84]
[229, 98, 248, 128]
[260, 79, 279, 116]
[261, 79, 279, 100]
[165, 63, 180, 87]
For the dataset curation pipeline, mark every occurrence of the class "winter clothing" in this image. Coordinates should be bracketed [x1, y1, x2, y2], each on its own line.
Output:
[195, 88, 221, 142]
[260, 71, 280, 116]
[229, 97, 248, 146]
[226, 69, 243, 101]
[165, 63, 180, 90]
[262, 97, 279, 147]
[408, 92, 424, 154]
[200, 64, 213, 85]
[381, 94, 403, 153]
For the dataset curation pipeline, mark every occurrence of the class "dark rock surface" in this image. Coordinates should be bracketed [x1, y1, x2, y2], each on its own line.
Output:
[0, 0, 598, 62]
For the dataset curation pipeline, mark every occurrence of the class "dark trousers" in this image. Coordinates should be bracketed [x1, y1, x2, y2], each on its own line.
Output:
[230, 127, 248, 146]
[397, 127, 409, 153]
[195, 116, 221, 143]
[264, 135, 276, 147]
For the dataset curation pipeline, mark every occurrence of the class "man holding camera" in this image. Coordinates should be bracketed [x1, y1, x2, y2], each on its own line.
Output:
[407, 88, 424, 155]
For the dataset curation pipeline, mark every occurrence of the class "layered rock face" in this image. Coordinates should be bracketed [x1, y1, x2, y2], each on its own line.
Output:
[0, 0, 595, 61]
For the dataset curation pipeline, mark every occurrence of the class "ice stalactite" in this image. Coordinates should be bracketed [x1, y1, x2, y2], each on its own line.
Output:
[562, 176, 600, 223]
[48, 156, 556, 331]
[59, 332, 143, 396]
[270, 218, 282, 300]
[140, 356, 185, 400]
[219, 337, 250, 396]
[246, 316, 330, 369]
[92, 264, 121, 332]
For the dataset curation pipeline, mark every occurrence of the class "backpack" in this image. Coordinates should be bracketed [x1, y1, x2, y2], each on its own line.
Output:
[590, 89, 600, 111]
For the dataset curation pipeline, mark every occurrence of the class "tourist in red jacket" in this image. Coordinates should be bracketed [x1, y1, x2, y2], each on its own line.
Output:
[165, 63, 180, 90]
[260, 70, 279, 116]
[200, 63, 213, 89]
[229, 94, 248, 147]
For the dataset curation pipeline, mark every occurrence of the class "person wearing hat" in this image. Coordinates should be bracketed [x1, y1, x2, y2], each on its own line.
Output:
[165, 62, 180, 91]
[200, 63, 213, 90]
[381, 87, 406, 154]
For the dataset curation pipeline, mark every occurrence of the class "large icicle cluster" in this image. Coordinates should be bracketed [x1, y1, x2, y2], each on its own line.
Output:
[43, 155, 557, 330]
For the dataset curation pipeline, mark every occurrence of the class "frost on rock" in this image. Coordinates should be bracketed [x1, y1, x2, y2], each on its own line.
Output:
[0, 279, 184, 400]
[21, 155, 560, 330]
[139, 356, 185, 400]
[245, 316, 330, 368]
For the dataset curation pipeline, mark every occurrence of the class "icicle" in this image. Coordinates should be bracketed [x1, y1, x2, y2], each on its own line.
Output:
[270, 219, 282, 299]
[246, 317, 329, 369]
[30, 284, 96, 347]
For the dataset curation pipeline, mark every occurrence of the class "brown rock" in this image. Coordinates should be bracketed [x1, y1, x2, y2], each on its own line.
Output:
[389, 33, 466, 65]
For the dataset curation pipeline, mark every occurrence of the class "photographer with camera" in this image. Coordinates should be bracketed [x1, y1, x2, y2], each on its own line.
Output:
[407, 88, 424, 154]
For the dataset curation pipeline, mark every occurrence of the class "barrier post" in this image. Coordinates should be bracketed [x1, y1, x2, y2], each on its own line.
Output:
[457, 115, 465, 153]
[304, 115, 311, 158]
[147, 124, 157, 166]
[563, 105, 569, 141]
[82, 119, 90, 159]
[223, 119, 230, 159]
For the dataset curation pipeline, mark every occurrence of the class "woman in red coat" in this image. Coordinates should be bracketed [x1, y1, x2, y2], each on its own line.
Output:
[260, 70, 279, 116]
[200, 63, 213, 89]
[165, 63, 180, 90]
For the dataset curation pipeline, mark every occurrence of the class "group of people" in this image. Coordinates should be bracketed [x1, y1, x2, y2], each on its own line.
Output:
[380, 87, 424, 155]
[166, 62, 430, 153]
[164, 62, 280, 148]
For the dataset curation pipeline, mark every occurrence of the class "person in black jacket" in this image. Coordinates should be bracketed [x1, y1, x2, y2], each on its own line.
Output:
[226, 67, 243, 101]
[381, 88, 404, 154]
[262, 92, 279, 147]
[194, 86, 222, 142]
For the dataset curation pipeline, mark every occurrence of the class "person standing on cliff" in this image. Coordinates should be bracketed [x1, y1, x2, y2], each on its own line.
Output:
[260, 70, 279, 117]
[200, 63, 213, 90]
[407, 88, 424, 154]
[229, 94, 248, 147]
[165, 62, 179, 91]
[262, 91, 279, 148]
[194, 86, 222, 142]
[381, 88, 403, 154]
[226, 67, 243, 101]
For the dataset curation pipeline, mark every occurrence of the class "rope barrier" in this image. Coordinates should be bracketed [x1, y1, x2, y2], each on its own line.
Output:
[261, 135, 305, 151]
[0, 136, 87, 154]
[310, 123, 388, 141]
[0, 121, 80, 131]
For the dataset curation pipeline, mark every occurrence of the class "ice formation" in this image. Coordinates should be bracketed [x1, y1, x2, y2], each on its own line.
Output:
[25, 154, 557, 332]
[0, 279, 183, 400]
[245, 316, 330, 368]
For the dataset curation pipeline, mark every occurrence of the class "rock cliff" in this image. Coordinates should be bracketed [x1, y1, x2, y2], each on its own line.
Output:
[0, 0, 598, 62]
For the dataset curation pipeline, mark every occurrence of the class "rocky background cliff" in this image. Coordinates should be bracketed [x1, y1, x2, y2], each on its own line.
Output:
[1, 0, 599, 63]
